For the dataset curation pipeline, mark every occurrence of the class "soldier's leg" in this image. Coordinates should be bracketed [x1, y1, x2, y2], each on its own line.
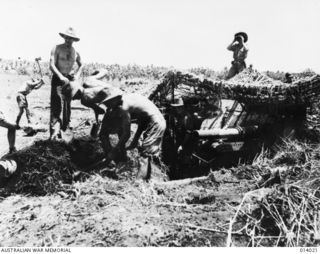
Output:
[25, 107, 31, 124]
[7, 128, 16, 153]
[16, 94, 24, 125]
[24, 97, 31, 124]
[238, 62, 246, 74]
[16, 108, 24, 126]
[50, 85, 63, 139]
[99, 113, 113, 158]
[138, 117, 166, 180]
[114, 129, 127, 163]
[226, 64, 238, 80]
[61, 97, 71, 131]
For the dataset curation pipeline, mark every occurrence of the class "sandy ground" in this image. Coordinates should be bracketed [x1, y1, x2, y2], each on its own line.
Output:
[0, 73, 260, 247]
[0, 171, 251, 247]
[0, 74, 93, 155]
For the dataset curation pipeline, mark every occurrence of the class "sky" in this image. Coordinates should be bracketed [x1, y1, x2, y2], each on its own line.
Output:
[0, 0, 319, 73]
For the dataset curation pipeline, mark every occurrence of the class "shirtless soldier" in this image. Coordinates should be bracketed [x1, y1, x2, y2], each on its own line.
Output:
[99, 93, 166, 180]
[62, 69, 123, 126]
[49, 27, 83, 140]
[16, 78, 44, 126]
[226, 32, 249, 80]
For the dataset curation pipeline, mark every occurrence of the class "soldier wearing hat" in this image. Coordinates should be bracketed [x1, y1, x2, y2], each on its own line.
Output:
[99, 93, 166, 180]
[62, 71, 123, 136]
[62, 70, 123, 121]
[285, 73, 293, 83]
[226, 32, 249, 80]
[49, 27, 83, 140]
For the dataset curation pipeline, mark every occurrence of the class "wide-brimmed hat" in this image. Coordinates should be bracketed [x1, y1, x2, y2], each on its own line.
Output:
[234, 32, 248, 43]
[170, 97, 184, 107]
[59, 27, 80, 42]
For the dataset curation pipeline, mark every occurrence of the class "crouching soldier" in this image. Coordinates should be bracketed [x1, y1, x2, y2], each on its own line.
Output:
[62, 73, 123, 136]
[16, 78, 45, 126]
[99, 93, 166, 180]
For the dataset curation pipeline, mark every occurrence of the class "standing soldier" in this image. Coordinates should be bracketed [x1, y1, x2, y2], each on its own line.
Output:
[49, 27, 83, 140]
[226, 32, 249, 80]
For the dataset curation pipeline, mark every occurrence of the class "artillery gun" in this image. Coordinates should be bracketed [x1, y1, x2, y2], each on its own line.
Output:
[149, 69, 320, 179]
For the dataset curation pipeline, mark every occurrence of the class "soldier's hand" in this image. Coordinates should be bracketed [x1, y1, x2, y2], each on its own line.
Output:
[60, 76, 69, 85]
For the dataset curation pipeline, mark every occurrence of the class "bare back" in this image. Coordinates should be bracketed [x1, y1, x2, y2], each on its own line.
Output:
[122, 94, 163, 122]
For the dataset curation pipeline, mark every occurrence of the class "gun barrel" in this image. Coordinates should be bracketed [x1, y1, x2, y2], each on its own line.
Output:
[193, 126, 259, 139]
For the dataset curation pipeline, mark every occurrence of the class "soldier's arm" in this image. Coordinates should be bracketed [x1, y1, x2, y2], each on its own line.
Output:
[74, 51, 83, 80]
[90, 69, 109, 80]
[81, 87, 107, 104]
[49, 46, 69, 84]
[90, 104, 105, 115]
[81, 98, 105, 118]
[227, 39, 237, 51]
[85, 102, 105, 116]
[26, 79, 41, 90]
[33, 79, 45, 90]
[127, 123, 144, 150]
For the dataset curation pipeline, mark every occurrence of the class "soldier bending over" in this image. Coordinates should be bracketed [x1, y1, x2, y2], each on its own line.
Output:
[62, 70, 123, 136]
[16, 78, 44, 126]
[99, 93, 166, 180]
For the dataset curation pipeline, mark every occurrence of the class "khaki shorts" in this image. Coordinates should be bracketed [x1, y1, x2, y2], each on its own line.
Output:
[17, 93, 28, 108]
[139, 114, 166, 157]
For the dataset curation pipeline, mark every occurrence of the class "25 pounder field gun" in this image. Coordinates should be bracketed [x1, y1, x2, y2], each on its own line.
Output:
[149, 70, 320, 179]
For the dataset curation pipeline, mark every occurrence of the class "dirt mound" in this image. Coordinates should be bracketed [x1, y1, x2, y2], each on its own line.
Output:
[0, 135, 168, 196]
[0, 138, 105, 196]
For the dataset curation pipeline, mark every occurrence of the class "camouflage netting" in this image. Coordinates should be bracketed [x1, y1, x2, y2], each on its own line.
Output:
[224, 69, 320, 106]
[120, 78, 160, 97]
[149, 69, 320, 107]
[149, 71, 222, 106]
